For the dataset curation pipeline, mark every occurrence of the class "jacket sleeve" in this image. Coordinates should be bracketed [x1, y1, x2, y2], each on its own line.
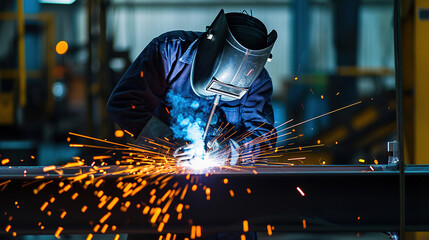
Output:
[107, 39, 168, 137]
[238, 69, 277, 162]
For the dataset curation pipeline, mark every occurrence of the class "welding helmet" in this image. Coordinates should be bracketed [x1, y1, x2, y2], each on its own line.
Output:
[190, 9, 277, 101]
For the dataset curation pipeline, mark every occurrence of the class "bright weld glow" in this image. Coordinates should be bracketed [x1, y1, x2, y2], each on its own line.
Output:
[296, 187, 305, 197]
[177, 145, 225, 170]
[183, 156, 220, 170]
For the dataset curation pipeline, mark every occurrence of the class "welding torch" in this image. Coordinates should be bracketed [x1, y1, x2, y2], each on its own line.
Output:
[202, 94, 220, 151]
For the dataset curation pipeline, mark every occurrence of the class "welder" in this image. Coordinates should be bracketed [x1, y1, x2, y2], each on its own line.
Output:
[107, 10, 276, 239]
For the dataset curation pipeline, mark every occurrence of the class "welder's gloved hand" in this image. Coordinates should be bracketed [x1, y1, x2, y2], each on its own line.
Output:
[173, 143, 205, 163]
[135, 116, 174, 146]
[205, 138, 220, 152]
[204, 139, 240, 166]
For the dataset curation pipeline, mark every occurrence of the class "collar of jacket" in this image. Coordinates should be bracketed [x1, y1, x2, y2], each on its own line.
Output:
[179, 36, 201, 64]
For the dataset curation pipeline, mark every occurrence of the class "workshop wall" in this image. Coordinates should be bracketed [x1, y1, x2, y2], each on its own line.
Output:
[0, 0, 398, 167]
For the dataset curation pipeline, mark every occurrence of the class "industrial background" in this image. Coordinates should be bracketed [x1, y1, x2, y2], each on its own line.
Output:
[0, 0, 427, 239]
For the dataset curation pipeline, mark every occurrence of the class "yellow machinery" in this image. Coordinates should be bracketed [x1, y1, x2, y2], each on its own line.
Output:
[402, 0, 429, 238]
[414, 0, 429, 166]
[0, 0, 25, 125]
[0, 0, 55, 125]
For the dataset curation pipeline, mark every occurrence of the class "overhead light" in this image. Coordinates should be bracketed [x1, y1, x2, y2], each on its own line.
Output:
[39, 0, 76, 4]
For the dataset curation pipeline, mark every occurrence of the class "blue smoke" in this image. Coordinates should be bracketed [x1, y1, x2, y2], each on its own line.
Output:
[165, 90, 210, 147]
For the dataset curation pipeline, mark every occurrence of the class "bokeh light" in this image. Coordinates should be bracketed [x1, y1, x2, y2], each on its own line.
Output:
[56, 41, 68, 55]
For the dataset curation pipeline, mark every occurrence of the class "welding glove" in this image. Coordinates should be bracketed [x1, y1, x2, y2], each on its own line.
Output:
[202, 139, 240, 166]
[173, 134, 220, 164]
[135, 116, 174, 146]
[173, 143, 205, 163]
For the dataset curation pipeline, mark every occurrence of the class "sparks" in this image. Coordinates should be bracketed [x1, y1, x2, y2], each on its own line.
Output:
[243, 220, 249, 232]
[296, 187, 305, 197]
[1, 158, 10, 165]
[267, 225, 272, 236]
[54, 227, 63, 239]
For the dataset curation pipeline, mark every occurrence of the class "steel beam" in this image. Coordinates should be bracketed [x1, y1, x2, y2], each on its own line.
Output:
[0, 165, 428, 236]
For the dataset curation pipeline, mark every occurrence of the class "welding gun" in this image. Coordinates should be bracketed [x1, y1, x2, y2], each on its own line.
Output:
[202, 94, 220, 151]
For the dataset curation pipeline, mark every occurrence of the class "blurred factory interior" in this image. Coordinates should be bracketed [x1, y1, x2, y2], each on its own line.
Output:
[0, 0, 428, 239]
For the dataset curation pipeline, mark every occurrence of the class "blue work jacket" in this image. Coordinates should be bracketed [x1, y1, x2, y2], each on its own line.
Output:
[107, 30, 276, 154]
